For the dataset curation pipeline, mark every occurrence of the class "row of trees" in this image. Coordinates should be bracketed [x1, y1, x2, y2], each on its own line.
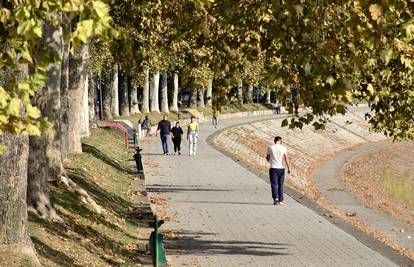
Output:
[1, 0, 413, 264]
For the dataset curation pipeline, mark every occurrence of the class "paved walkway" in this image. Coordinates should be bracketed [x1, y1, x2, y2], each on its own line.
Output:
[313, 141, 414, 257]
[142, 114, 397, 266]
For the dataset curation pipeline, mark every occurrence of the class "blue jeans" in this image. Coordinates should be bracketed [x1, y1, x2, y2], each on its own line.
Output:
[161, 135, 169, 154]
[269, 168, 285, 201]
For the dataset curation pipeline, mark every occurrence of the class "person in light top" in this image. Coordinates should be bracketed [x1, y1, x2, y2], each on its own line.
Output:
[266, 136, 291, 205]
[187, 116, 199, 156]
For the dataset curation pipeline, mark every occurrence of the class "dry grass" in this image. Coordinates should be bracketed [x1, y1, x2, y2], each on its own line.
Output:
[28, 128, 152, 266]
[381, 169, 414, 208]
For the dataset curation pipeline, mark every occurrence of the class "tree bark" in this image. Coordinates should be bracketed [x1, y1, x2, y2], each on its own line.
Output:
[189, 87, 197, 108]
[88, 75, 97, 126]
[150, 71, 160, 113]
[197, 88, 205, 108]
[130, 78, 140, 114]
[119, 71, 129, 116]
[110, 65, 119, 117]
[206, 78, 213, 107]
[142, 68, 150, 113]
[80, 74, 90, 137]
[60, 40, 70, 159]
[0, 133, 40, 266]
[101, 72, 112, 119]
[63, 43, 89, 155]
[265, 88, 271, 104]
[247, 83, 254, 103]
[160, 73, 169, 113]
[27, 20, 63, 219]
[170, 72, 179, 111]
[237, 80, 244, 104]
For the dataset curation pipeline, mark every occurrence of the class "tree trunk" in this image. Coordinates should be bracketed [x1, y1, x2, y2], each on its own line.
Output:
[265, 88, 271, 104]
[197, 88, 205, 108]
[63, 43, 89, 155]
[170, 72, 179, 111]
[142, 68, 150, 113]
[80, 74, 90, 137]
[0, 133, 40, 266]
[130, 78, 140, 114]
[160, 73, 169, 113]
[111, 65, 119, 117]
[189, 87, 197, 108]
[247, 83, 254, 103]
[150, 71, 160, 113]
[27, 21, 63, 219]
[119, 71, 129, 116]
[101, 72, 112, 119]
[206, 78, 213, 107]
[60, 41, 70, 159]
[88, 75, 97, 126]
[237, 80, 244, 104]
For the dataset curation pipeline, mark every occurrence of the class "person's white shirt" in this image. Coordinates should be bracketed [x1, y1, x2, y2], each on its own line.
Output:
[267, 144, 287, 169]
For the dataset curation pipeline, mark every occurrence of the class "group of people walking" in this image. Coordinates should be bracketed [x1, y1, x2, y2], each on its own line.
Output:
[155, 114, 199, 156]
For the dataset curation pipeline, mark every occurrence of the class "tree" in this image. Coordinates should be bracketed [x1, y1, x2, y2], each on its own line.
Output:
[170, 73, 179, 111]
[111, 65, 120, 117]
[160, 73, 169, 113]
[130, 78, 140, 114]
[119, 71, 129, 116]
[150, 71, 160, 113]
[237, 80, 243, 104]
[246, 83, 254, 103]
[101, 73, 112, 119]
[142, 68, 150, 113]
[206, 78, 213, 107]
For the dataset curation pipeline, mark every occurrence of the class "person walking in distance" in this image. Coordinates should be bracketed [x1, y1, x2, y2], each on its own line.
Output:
[156, 114, 171, 155]
[141, 115, 151, 136]
[212, 108, 219, 128]
[171, 121, 184, 155]
[187, 116, 199, 156]
[266, 136, 291, 205]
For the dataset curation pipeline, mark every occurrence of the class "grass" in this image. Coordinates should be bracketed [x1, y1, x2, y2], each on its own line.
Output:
[29, 128, 152, 267]
[119, 103, 272, 125]
[381, 168, 414, 208]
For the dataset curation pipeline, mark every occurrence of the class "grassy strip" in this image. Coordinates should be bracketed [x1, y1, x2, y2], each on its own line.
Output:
[29, 128, 151, 267]
[382, 169, 414, 208]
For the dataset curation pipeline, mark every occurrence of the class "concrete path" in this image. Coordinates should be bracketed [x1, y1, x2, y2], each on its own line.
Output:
[313, 141, 414, 258]
[142, 114, 397, 266]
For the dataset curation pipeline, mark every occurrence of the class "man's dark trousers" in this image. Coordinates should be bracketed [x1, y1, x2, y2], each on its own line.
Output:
[161, 135, 169, 154]
[269, 168, 285, 201]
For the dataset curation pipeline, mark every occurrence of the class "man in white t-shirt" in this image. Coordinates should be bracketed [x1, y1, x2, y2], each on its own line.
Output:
[266, 136, 291, 205]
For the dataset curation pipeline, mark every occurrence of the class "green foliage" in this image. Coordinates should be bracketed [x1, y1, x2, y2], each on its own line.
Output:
[0, 0, 113, 138]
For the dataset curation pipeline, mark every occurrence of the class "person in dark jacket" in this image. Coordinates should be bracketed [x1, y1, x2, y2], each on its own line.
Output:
[141, 115, 151, 136]
[156, 114, 171, 155]
[171, 122, 184, 155]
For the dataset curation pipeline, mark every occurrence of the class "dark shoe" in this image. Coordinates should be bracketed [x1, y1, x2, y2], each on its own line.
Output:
[178, 152, 181, 155]
[273, 199, 278, 205]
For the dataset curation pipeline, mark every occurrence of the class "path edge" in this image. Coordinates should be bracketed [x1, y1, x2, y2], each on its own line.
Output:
[206, 117, 414, 267]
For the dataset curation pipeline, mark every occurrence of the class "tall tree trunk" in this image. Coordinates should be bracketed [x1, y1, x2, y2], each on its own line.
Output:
[247, 83, 254, 103]
[0, 133, 40, 266]
[150, 71, 160, 113]
[237, 80, 244, 104]
[27, 21, 63, 219]
[130, 78, 140, 114]
[265, 88, 271, 104]
[80, 74, 90, 137]
[88, 75, 97, 126]
[111, 65, 119, 117]
[197, 88, 205, 108]
[63, 43, 89, 155]
[160, 73, 169, 113]
[206, 78, 213, 107]
[170, 72, 179, 111]
[119, 71, 129, 116]
[101, 72, 112, 119]
[189, 88, 197, 108]
[142, 68, 150, 113]
[60, 41, 70, 159]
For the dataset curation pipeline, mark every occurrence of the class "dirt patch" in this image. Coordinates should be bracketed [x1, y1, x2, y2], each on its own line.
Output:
[342, 142, 414, 226]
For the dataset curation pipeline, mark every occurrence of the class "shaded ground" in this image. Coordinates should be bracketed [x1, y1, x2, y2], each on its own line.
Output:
[29, 128, 152, 266]
[342, 142, 414, 225]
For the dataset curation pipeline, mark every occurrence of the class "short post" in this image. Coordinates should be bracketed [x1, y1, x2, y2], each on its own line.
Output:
[149, 216, 166, 266]
[133, 147, 143, 173]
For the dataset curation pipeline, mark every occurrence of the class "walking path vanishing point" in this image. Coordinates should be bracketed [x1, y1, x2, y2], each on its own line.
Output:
[142, 114, 399, 267]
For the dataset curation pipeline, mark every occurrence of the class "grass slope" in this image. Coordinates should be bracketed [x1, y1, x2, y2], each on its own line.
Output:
[29, 128, 151, 267]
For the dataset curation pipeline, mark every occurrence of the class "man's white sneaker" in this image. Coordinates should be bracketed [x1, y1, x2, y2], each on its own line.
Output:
[279, 202, 284, 205]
